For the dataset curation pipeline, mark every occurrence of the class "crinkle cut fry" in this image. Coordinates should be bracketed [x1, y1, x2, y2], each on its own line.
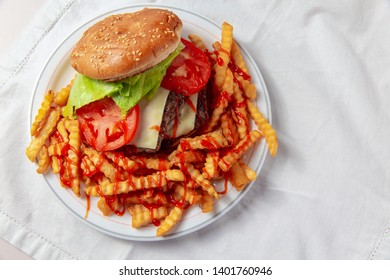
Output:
[26, 108, 61, 162]
[48, 135, 61, 174]
[170, 150, 206, 166]
[204, 69, 234, 132]
[36, 145, 50, 174]
[178, 129, 230, 152]
[105, 152, 172, 172]
[84, 148, 122, 182]
[183, 163, 219, 199]
[30, 90, 54, 136]
[157, 206, 183, 236]
[56, 118, 69, 142]
[64, 118, 81, 196]
[85, 170, 185, 196]
[48, 142, 68, 156]
[200, 190, 214, 213]
[219, 130, 262, 172]
[214, 37, 256, 100]
[202, 151, 220, 179]
[188, 34, 207, 51]
[122, 190, 168, 205]
[129, 204, 168, 228]
[221, 111, 239, 146]
[232, 80, 250, 139]
[172, 183, 202, 205]
[54, 80, 73, 106]
[231, 41, 249, 75]
[97, 196, 120, 216]
[104, 152, 139, 173]
[234, 73, 256, 100]
[247, 100, 278, 157]
[132, 156, 172, 171]
[228, 161, 257, 192]
[214, 22, 233, 90]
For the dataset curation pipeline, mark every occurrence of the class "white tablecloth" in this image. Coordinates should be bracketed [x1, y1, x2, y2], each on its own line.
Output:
[1, 0, 389, 259]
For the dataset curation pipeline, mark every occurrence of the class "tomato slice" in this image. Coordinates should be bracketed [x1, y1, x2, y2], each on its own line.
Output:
[161, 38, 211, 96]
[76, 97, 139, 151]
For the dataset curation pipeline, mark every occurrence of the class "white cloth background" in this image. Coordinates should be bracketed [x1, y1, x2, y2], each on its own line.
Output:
[0, 0, 389, 259]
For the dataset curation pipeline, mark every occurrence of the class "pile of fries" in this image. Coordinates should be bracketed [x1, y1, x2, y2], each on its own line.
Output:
[26, 22, 278, 237]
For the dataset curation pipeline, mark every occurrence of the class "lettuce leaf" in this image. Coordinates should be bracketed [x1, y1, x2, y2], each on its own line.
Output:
[63, 43, 183, 117]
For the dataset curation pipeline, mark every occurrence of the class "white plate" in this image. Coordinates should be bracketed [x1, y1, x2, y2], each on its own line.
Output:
[30, 4, 272, 241]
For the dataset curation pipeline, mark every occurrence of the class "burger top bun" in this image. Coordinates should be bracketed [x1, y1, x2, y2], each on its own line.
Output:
[70, 8, 183, 82]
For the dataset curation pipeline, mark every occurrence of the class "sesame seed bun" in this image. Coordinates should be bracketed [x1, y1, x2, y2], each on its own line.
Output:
[70, 8, 183, 82]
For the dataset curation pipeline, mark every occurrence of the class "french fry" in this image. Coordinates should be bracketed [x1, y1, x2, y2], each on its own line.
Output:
[80, 155, 98, 177]
[50, 156, 61, 174]
[214, 22, 233, 90]
[200, 191, 214, 213]
[228, 161, 256, 191]
[183, 163, 219, 199]
[234, 73, 256, 100]
[56, 118, 69, 142]
[212, 41, 221, 51]
[84, 148, 122, 182]
[232, 81, 250, 139]
[85, 169, 185, 196]
[97, 198, 112, 216]
[157, 206, 183, 236]
[30, 90, 54, 136]
[170, 150, 206, 166]
[48, 142, 68, 157]
[106, 152, 172, 172]
[172, 183, 202, 205]
[130, 204, 168, 228]
[64, 119, 81, 196]
[48, 135, 61, 174]
[97, 196, 121, 216]
[104, 152, 139, 173]
[217, 37, 257, 100]
[26, 108, 61, 162]
[204, 69, 234, 132]
[122, 190, 168, 205]
[36, 145, 50, 174]
[221, 112, 239, 145]
[188, 34, 207, 51]
[247, 100, 278, 156]
[202, 151, 220, 179]
[54, 81, 73, 106]
[132, 156, 172, 171]
[219, 130, 262, 172]
[231, 41, 249, 75]
[178, 129, 230, 152]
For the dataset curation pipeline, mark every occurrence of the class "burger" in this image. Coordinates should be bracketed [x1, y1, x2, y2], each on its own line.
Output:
[64, 8, 211, 152]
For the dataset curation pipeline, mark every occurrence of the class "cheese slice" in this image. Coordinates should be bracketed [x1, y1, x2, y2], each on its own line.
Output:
[129, 88, 169, 149]
[174, 93, 198, 137]
[129, 88, 198, 150]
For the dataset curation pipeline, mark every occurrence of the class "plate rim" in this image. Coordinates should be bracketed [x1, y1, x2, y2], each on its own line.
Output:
[30, 3, 272, 241]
